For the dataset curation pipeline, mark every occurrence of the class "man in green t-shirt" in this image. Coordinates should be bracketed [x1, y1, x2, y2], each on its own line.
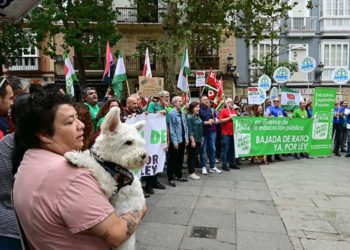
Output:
[292, 100, 308, 159]
[83, 87, 100, 132]
[292, 100, 308, 118]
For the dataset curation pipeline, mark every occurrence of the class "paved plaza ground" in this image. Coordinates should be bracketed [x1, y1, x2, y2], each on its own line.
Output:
[136, 153, 350, 250]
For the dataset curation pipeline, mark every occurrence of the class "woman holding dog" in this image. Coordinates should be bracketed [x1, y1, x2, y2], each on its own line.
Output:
[12, 90, 146, 249]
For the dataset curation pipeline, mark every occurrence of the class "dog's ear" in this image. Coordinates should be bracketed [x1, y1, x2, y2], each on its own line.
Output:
[101, 107, 121, 133]
[133, 120, 145, 132]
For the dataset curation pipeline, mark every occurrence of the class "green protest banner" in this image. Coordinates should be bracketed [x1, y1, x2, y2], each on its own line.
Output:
[233, 117, 312, 157]
[309, 88, 336, 157]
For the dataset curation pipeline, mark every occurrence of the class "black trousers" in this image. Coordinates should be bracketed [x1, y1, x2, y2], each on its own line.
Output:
[167, 141, 185, 181]
[333, 123, 343, 153]
[187, 143, 201, 175]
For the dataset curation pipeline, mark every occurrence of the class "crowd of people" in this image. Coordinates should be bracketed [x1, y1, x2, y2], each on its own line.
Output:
[0, 78, 349, 249]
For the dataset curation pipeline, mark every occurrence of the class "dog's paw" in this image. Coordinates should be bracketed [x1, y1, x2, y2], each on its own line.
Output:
[64, 151, 83, 167]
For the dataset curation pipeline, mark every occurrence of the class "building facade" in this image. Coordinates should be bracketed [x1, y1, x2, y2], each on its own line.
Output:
[235, 0, 350, 99]
[6, 0, 237, 99]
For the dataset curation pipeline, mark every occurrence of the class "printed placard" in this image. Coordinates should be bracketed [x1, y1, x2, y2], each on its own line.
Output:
[195, 71, 206, 87]
[248, 87, 266, 105]
[331, 68, 350, 85]
[273, 67, 291, 84]
[299, 56, 316, 73]
[258, 75, 272, 91]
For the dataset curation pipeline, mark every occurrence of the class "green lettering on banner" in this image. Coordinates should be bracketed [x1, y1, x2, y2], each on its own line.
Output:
[309, 88, 336, 157]
[150, 129, 167, 144]
[233, 117, 312, 157]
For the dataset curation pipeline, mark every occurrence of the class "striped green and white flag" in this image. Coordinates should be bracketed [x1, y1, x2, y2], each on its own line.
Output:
[63, 52, 78, 97]
[112, 53, 127, 99]
[177, 47, 190, 92]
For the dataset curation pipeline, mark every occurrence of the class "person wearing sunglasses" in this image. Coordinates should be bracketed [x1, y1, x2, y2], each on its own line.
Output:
[264, 97, 286, 161]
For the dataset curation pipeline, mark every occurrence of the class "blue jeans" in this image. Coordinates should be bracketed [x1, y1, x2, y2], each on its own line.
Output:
[221, 135, 236, 168]
[200, 132, 216, 168]
[0, 236, 22, 250]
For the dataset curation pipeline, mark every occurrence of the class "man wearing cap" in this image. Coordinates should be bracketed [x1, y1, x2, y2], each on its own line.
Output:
[219, 98, 239, 171]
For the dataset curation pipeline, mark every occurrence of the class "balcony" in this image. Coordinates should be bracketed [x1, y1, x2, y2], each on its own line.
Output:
[74, 56, 104, 71]
[286, 17, 317, 37]
[124, 55, 163, 72]
[320, 17, 350, 36]
[191, 56, 220, 70]
[116, 7, 166, 23]
[9, 57, 39, 71]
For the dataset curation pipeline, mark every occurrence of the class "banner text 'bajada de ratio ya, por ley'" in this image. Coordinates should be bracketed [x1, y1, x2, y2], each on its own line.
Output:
[233, 117, 313, 157]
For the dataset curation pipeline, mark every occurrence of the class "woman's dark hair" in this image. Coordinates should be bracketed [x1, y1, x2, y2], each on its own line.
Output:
[188, 102, 199, 114]
[96, 98, 125, 123]
[12, 89, 72, 174]
[73, 103, 94, 150]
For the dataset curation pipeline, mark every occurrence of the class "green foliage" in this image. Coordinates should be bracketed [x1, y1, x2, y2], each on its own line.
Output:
[28, 0, 122, 85]
[0, 20, 35, 69]
[250, 56, 298, 82]
[226, 0, 297, 47]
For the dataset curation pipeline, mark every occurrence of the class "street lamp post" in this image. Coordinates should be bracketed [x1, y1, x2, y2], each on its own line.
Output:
[314, 62, 324, 85]
[226, 53, 237, 98]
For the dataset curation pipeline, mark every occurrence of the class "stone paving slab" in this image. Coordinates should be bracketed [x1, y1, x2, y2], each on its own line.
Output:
[188, 209, 236, 230]
[236, 213, 287, 234]
[236, 231, 293, 250]
[136, 222, 187, 248]
[136, 162, 292, 249]
[260, 154, 350, 250]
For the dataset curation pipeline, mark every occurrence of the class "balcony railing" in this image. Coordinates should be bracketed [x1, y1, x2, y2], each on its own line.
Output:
[125, 56, 164, 71]
[320, 17, 350, 32]
[71, 55, 218, 72]
[287, 17, 316, 32]
[116, 7, 166, 23]
[74, 56, 104, 70]
[9, 57, 39, 71]
[191, 56, 220, 70]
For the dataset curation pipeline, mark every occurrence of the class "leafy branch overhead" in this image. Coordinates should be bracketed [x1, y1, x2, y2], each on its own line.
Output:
[28, 0, 122, 86]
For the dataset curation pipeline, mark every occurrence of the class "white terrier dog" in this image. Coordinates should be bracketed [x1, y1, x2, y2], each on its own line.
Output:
[65, 107, 148, 250]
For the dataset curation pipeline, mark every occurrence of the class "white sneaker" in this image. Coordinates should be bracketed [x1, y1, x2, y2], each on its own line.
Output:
[209, 167, 222, 174]
[189, 173, 201, 180]
[201, 167, 208, 175]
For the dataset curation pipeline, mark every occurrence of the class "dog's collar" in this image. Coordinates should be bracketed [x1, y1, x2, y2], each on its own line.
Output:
[90, 150, 134, 193]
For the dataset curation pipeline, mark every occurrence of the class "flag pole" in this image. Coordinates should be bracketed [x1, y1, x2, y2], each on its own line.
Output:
[126, 80, 131, 97]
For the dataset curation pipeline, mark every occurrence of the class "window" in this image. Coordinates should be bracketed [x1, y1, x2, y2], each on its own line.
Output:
[10, 46, 39, 71]
[323, 42, 349, 67]
[250, 40, 278, 62]
[321, 40, 349, 80]
[325, 0, 350, 16]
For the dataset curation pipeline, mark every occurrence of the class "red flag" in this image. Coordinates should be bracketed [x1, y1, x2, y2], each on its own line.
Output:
[102, 41, 116, 84]
[217, 77, 223, 97]
[207, 67, 218, 88]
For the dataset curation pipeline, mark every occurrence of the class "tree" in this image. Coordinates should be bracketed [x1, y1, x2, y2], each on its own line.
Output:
[133, 0, 228, 93]
[226, 0, 298, 82]
[0, 20, 34, 75]
[134, 0, 298, 91]
[29, 0, 121, 88]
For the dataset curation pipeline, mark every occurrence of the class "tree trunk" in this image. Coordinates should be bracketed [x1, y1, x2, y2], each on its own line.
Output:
[163, 2, 179, 94]
[74, 49, 87, 90]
